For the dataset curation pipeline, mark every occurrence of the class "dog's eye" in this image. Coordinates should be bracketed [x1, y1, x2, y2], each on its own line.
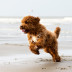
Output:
[25, 21, 28, 24]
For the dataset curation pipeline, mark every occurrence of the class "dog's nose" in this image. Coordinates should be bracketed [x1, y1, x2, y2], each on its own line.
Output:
[20, 26, 23, 29]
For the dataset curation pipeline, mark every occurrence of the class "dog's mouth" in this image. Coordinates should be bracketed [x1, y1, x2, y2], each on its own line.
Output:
[21, 29, 28, 34]
[20, 26, 29, 34]
[22, 29, 25, 32]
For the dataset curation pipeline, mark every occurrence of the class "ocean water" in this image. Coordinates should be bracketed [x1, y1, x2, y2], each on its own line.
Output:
[0, 17, 72, 45]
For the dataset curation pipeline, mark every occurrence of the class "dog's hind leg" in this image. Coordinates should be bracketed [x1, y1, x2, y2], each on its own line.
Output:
[44, 47, 61, 62]
[49, 48, 61, 62]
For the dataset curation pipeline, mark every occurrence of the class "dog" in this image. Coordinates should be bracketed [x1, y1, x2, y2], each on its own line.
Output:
[20, 16, 61, 62]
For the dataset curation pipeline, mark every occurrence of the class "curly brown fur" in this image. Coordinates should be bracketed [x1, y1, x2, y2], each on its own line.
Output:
[20, 16, 61, 62]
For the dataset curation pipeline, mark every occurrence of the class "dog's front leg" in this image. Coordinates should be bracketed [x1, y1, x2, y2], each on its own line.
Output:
[29, 44, 40, 55]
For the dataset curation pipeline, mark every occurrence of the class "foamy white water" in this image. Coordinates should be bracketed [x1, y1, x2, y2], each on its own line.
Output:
[0, 17, 72, 45]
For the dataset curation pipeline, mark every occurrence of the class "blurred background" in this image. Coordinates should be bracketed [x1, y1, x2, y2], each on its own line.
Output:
[0, 0, 72, 48]
[0, 0, 72, 17]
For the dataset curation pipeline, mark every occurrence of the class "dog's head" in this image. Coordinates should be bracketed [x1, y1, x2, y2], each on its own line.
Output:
[20, 16, 40, 34]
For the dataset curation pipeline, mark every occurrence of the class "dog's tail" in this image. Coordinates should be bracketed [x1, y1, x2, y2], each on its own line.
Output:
[54, 27, 61, 38]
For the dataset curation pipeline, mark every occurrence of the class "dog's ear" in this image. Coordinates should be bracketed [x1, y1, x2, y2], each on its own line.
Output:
[35, 17, 40, 23]
[21, 17, 25, 23]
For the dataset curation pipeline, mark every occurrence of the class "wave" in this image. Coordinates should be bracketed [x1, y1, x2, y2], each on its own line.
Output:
[0, 17, 72, 24]
[0, 17, 72, 44]
[0, 17, 21, 24]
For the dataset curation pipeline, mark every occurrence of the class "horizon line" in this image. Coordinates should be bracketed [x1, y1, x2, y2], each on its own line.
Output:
[0, 16, 72, 18]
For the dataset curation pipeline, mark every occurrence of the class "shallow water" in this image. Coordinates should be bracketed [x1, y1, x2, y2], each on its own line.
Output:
[0, 17, 72, 45]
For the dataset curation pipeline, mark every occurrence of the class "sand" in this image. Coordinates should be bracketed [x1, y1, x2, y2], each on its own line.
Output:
[0, 44, 72, 72]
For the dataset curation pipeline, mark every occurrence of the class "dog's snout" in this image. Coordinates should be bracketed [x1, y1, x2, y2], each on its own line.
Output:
[20, 26, 23, 29]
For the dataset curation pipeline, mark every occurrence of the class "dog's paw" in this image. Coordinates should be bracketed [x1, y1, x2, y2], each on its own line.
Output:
[55, 56, 61, 62]
[53, 56, 61, 62]
[29, 45, 40, 55]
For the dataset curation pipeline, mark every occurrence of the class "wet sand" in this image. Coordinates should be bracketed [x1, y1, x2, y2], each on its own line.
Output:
[0, 44, 72, 72]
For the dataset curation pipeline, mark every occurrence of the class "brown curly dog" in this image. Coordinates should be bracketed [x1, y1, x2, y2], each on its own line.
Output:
[20, 16, 61, 62]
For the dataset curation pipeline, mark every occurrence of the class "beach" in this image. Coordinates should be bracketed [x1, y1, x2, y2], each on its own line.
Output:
[0, 17, 72, 72]
[0, 43, 72, 72]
